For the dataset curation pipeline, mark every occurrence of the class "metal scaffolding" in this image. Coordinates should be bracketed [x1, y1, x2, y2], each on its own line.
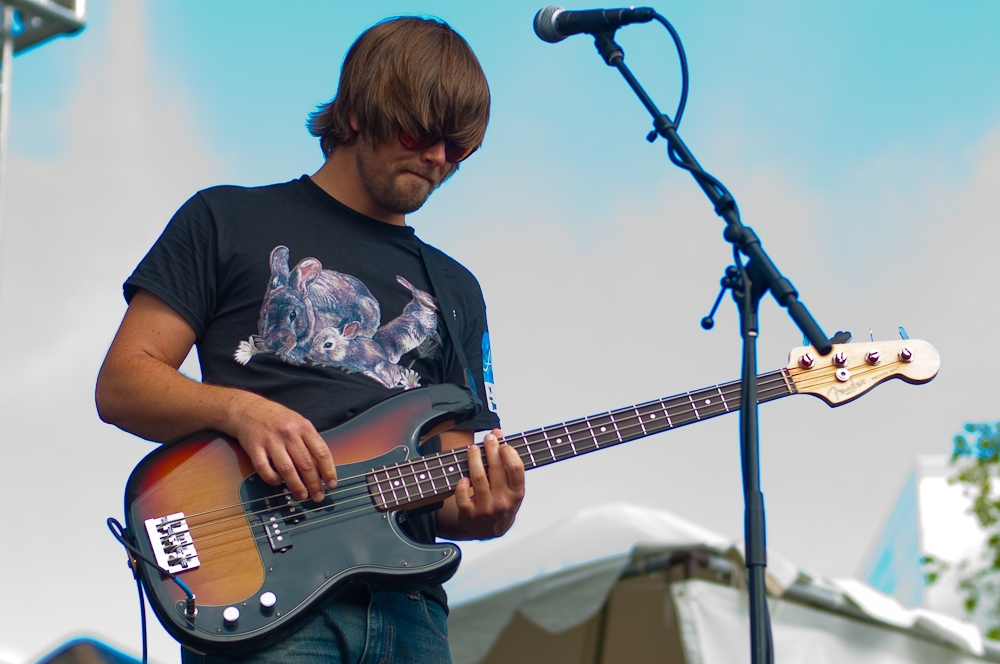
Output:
[0, 0, 86, 282]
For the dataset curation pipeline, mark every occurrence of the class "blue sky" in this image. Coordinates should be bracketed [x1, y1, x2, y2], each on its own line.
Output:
[3, 1, 1000, 662]
[17, 1, 1000, 203]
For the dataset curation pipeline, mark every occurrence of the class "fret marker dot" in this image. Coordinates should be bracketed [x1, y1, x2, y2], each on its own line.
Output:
[649, 414, 656, 419]
[447, 466, 455, 472]
[600, 426, 607, 432]
[705, 399, 711, 405]
[393, 480, 400, 487]
[556, 438, 562, 444]
[419, 473, 426, 480]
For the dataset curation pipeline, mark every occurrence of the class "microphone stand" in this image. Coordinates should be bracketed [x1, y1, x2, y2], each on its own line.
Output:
[588, 30, 832, 664]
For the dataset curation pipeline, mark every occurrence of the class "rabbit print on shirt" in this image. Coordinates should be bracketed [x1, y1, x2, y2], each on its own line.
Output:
[234, 245, 440, 390]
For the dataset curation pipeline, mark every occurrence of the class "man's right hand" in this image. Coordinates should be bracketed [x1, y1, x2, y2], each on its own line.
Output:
[229, 394, 337, 502]
[97, 288, 337, 503]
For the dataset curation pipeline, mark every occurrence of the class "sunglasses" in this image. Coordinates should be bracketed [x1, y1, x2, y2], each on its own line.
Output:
[398, 130, 479, 163]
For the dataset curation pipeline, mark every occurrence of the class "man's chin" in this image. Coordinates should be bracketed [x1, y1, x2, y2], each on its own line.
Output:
[387, 177, 435, 212]
[377, 188, 432, 215]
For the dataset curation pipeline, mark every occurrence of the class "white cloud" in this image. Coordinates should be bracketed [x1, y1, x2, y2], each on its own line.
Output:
[441, 121, 1000, 585]
[0, 1, 220, 661]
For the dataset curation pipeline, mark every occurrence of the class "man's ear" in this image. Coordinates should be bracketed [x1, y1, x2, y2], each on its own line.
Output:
[349, 110, 360, 133]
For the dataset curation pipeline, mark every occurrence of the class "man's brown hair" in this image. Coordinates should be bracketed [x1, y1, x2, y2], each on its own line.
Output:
[308, 17, 491, 157]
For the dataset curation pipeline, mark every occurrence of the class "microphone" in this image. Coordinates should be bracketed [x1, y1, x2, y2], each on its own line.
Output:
[533, 5, 655, 43]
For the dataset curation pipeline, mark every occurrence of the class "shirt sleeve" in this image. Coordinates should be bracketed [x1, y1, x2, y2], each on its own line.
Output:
[123, 192, 219, 339]
[452, 297, 502, 433]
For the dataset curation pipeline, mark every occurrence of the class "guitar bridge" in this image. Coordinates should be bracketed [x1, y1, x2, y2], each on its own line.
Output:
[144, 513, 201, 574]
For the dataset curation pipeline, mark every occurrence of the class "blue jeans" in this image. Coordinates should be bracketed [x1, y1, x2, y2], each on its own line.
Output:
[182, 585, 451, 664]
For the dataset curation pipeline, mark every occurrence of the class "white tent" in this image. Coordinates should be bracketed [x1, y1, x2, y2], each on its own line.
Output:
[445, 504, 997, 664]
[862, 455, 990, 625]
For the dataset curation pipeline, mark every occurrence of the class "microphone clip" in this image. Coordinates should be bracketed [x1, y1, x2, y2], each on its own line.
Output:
[593, 30, 624, 66]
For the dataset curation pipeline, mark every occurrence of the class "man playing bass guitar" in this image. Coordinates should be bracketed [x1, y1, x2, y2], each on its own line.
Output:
[96, 16, 525, 663]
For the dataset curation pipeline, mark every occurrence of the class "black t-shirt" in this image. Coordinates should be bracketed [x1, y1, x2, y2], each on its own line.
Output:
[124, 175, 501, 608]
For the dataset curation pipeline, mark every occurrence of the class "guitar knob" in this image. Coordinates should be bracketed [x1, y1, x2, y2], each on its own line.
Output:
[260, 592, 277, 610]
[833, 352, 848, 367]
[798, 353, 814, 368]
[898, 347, 913, 363]
[865, 350, 881, 366]
[223, 606, 240, 624]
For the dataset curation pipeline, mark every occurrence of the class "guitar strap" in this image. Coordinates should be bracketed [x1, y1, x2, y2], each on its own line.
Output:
[418, 241, 484, 417]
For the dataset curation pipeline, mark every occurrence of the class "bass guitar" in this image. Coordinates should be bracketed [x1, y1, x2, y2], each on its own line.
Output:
[121, 338, 938, 653]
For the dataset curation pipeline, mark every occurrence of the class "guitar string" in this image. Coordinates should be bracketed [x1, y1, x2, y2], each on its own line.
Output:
[183, 378, 781, 557]
[178, 368, 868, 541]
[174, 372, 792, 535]
[175, 373, 795, 546]
[174, 360, 892, 537]
[181, 360, 907, 557]
[172, 358, 907, 541]
[190, 500, 395, 559]
[183, 362, 873, 556]
[327, 362, 860, 515]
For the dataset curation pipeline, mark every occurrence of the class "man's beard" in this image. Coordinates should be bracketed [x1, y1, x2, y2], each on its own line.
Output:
[355, 146, 452, 215]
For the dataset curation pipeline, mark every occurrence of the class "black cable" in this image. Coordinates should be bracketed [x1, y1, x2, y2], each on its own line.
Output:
[135, 576, 148, 664]
[108, 517, 196, 663]
[106, 518, 195, 598]
[653, 12, 689, 130]
[636, 13, 744, 229]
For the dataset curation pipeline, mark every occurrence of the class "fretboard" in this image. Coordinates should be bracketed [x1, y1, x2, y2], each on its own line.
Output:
[367, 369, 795, 511]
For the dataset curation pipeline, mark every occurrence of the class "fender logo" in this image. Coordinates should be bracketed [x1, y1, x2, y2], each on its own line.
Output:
[823, 364, 899, 400]
[825, 376, 869, 399]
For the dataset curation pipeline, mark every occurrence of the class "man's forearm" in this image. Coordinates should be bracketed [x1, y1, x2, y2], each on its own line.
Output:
[97, 289, 337, 502]
[96, 348, 256, 443]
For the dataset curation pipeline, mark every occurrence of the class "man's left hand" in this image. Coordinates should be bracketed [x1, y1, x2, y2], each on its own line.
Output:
[437, 429, 525, 540]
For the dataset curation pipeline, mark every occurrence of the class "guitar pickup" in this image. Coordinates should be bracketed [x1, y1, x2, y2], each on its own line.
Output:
[241, 477, 297, 553]
[281, 492, 305, 525]
[262, 515, 291, 553]
[145, 513, 201, 574]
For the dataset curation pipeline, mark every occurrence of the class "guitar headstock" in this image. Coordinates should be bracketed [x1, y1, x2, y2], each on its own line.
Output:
[786, 339, 939, 406]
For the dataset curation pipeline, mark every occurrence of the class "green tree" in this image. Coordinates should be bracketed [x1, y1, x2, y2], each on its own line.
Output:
[925, 422, 1000, 638]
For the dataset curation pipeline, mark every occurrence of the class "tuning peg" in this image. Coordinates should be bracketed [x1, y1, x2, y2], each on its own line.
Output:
[829, 331, 852, 344]
[869, 328, 874, 342]
[898, 326, 909, 340]
[806, 330, 851, 347]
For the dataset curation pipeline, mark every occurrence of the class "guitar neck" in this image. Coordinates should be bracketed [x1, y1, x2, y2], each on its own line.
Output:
[368, 369, 796, 512]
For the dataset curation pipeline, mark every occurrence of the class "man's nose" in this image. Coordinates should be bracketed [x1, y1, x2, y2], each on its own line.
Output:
[420, 139, 447, 166]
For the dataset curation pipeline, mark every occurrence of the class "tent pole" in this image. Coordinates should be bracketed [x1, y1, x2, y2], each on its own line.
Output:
[0, 3, 14, 300]
[588, 600, 611, 664]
